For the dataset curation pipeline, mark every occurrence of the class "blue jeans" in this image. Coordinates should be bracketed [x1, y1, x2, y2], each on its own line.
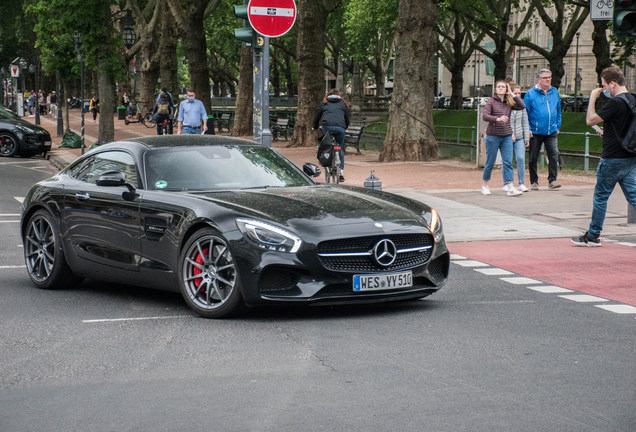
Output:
[529, 132, 559, 184]
[182, 126, 201, 135]
[322, 125, 346, 170]
[513, 139, 526, 185]
[483, 135, 514, 183]
[587, 157, 636, 238]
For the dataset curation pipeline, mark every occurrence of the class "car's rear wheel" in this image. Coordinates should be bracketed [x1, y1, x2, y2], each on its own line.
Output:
[24, 209, 82, 289]
[0, 133, 18, 157]
[179, 229, 246, 318]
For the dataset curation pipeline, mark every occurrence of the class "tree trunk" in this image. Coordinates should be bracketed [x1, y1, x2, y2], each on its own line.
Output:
[160, 0, 179, 97]
[183, 0, 211, 111]
[230, 48, 253, 137]
[592, 20, 613, 87]
[449, 62, 464, 110]
[288, 0, 342, 147]
[380, 0, 438, 162]
[97, 54, 115, 144]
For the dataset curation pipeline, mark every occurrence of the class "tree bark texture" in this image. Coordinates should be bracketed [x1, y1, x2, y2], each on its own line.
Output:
[97, 53, 116, 144]
[160, 0, 179, 96]
[380, 0, 438, 162]
[231, 48, 254, 137]
[592, 20, 612, 87]
[288, 0, 342, 147]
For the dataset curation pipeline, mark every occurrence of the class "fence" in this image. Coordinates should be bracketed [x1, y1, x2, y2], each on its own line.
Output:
[358, 121, 601, 172]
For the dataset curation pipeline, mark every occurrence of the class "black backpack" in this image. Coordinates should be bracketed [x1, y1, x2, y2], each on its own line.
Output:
[611, 93, 636, 154]
[317, 132, 335, 167]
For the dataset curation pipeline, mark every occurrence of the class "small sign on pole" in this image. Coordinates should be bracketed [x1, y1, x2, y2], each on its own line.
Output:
[10, 65, 19, 78]
[248, 0, 297, 38]
[591, 0, 613, 21]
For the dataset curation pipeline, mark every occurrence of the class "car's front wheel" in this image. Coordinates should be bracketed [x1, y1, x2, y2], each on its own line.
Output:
[179, 229, 246, 318]
[24, 209, 82, 289]
[0, 133, 18, 157]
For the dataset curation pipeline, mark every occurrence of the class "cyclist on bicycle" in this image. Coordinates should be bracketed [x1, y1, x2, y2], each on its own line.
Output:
[313, 88, 350, 182]
[152, 91, 173, 135]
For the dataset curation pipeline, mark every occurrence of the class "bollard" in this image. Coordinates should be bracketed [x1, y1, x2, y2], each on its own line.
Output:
[584, 132, 589, 172]
[364, 170, 382, 190]
[628, 203, 636, 224]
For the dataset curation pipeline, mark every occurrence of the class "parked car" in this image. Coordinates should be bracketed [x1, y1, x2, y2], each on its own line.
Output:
[462, 97, 489, 109]
[20, 135, 450, 319]
[0, 107, 52, 158]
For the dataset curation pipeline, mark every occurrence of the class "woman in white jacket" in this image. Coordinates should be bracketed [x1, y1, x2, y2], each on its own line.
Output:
[509, 83, 530, 192]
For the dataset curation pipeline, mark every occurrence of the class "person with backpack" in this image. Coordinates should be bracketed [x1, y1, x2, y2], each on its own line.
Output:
[313, 88, 350, 182]
[89, 94, 99, 122]
[152, 91, 173, 135]
[571, 66, 636, 247]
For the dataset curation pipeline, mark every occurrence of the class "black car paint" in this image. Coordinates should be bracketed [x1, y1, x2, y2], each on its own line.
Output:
[21, 137, 449, 308]
[0, 109, 52, 157]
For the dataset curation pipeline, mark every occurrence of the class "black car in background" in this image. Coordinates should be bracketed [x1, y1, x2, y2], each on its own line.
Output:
[20, 135, 450, 318]
[0, 108, 52, 157]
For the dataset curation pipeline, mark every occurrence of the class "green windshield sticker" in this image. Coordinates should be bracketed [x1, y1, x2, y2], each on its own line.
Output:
[155, 180, 168, 189]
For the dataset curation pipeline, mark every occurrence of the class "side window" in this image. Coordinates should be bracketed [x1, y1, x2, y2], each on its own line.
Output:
[68, 156, 96, 180]
[83, 151, 139, 186]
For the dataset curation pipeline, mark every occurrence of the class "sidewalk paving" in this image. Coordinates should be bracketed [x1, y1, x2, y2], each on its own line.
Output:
[22, 111, 636, 243]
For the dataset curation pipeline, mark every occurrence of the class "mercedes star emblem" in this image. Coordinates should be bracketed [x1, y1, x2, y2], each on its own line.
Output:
[373, 239, 397, 266]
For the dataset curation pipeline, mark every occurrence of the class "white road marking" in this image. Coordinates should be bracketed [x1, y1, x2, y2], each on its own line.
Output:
[0, 221, 20, 223]
[83, 315, 192, 323]
[595, 305, 636, 314]
[452, 260, 489, 267]
[0, 265, 26, 269]
[14, 197, 24, 203]
[558, 294, 609, 303]
[527, 285, 573, 293]
[615, 242, 636, 247]
[0, 214, 21, 216]
[474, 268, 513, 276]
[500, 277, 542, 284]
[449, 254, 466, 260]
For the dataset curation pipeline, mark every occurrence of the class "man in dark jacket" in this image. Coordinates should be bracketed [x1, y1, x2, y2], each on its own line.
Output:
[313, 89, 350, 181]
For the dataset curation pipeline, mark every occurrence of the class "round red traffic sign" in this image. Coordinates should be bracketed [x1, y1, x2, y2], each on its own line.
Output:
[248, 0, 297, 38]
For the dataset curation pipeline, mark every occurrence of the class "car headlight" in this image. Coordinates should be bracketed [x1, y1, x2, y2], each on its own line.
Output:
[236, 218, 302, 253]
[16, 125, 36, 133]
[422, 209, 443, 243]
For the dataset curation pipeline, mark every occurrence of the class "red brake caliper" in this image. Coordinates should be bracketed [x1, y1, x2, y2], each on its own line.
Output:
[192, 247, 209, 290]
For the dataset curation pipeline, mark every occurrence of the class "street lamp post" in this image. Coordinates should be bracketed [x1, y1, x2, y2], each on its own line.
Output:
[575, 32, 580, 112]
[19, 58, 27, 117]
[73, 33, 86, 154]
[57, 72, 63, 137]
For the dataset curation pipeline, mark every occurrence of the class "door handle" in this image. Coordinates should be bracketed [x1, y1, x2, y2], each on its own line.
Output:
[75, 192, 90, 201]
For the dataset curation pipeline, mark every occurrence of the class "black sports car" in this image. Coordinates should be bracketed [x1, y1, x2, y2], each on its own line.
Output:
[20, 136, 449, 318]
[0, 107, 52, 157]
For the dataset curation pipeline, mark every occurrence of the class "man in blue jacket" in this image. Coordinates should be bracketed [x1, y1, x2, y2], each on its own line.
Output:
[524, 69, 562, 190]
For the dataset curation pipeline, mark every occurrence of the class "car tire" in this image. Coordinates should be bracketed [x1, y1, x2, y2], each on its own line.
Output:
[24, 209, 83, 289]
[178, 228, 247, 319]
[0, 133, 19, 157]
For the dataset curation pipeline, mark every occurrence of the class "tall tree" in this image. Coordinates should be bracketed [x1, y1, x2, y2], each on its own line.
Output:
[230, 47, 253, 136]
[288, 0, 343, 148]
[380, 0, 439, 162]
[167, 0, 222, 111]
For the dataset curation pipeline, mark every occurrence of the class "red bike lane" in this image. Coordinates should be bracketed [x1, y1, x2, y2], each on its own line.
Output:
[449, 239, 636, 307]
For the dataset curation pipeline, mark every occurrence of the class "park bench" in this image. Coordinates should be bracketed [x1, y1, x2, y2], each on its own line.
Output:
[344, 126, 364, 155]
[272, 118, 291, 141]
[217, 113, 233, 133]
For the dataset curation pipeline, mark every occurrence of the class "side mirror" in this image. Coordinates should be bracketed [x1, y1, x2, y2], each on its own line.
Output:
[303, 163, 321, 178]
[96, 170, 126, 187]
[96, 170, 137, 201]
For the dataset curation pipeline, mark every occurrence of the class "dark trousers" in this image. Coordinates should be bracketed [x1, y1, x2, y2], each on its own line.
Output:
[155, 114, 173, 135]
[528, 132, 559, 184]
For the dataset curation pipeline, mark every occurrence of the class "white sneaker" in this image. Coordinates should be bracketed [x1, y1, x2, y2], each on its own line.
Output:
[502, 184, 509, 192]
[481, 185, 491, 195]
[507, 188, 523, 196]
[518, 184, 529, 192]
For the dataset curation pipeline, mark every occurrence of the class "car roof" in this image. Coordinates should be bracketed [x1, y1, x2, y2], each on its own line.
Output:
[121, 135, 257, 149]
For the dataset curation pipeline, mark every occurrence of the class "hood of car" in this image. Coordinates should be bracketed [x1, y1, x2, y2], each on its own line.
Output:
[192, 185, 431, 231]
[0, 115, 50, 134]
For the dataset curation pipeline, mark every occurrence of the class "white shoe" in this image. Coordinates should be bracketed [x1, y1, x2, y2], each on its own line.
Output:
[502, 184, 509, 192]
[507, 188, 523, 196]
[518, 184, 529, 192]
[481, 185, 491, 195]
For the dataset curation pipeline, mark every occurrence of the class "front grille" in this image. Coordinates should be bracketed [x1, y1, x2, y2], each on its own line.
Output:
[259, 267, 302, 293]
[317, 234, 433, 272]
[428, 253, 450, 279]
[26, 134, 51, 145]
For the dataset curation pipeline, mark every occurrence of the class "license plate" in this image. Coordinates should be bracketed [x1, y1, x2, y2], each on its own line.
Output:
[44, 141, 52, 147]
[353, 271, 413, 292]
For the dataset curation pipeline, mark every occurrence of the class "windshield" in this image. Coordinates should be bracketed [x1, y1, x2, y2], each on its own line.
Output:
[144, 145, 313, 191]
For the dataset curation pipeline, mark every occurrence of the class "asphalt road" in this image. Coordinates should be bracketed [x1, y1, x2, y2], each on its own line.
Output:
[1, 158, 635, 432]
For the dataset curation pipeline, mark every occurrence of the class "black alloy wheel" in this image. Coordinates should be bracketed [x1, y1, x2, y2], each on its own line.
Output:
[0, 133, 18, 157]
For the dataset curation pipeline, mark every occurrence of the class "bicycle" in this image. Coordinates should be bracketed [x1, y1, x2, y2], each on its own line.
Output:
[143, 108, 156, 128]
[124, 103, 154, 128]
[323, 132, 341, 184]
[158, 118, 170, 135]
